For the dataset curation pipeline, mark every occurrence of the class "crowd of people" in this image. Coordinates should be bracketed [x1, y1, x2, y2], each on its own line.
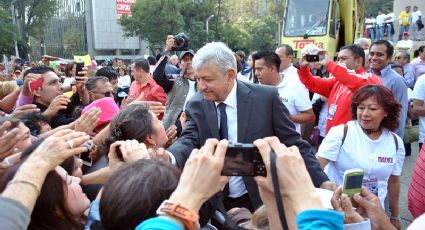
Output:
[364, 6, 423, 44]
[1, 29, 425, 230]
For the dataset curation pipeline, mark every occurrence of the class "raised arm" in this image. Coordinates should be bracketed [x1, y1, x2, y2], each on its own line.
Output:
[152, 56, 174, 93]
[297, 66, 336, 98]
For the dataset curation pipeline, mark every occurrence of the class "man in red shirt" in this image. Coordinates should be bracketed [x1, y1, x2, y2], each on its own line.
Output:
[298, 44, 382, 134]
[128, 59, 166, 106]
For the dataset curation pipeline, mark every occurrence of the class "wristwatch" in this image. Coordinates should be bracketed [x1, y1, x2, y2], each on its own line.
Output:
[156, 200, 199, 230]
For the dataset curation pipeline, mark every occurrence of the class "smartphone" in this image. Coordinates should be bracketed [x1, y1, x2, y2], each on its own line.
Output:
[342, 168, 364, 208]
[16, 58, 26, 66]
[79, 142, 93, 166]
[306, 54, 320, 62]
[221, 143, 266, 177]
[29, 77, 44, 92]
[75, 61, 84, 77]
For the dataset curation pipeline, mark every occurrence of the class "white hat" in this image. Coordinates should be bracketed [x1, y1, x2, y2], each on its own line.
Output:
[301, 44, 323, 56]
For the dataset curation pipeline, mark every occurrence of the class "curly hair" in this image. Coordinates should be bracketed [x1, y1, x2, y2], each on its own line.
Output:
[350, 84, 401, 131]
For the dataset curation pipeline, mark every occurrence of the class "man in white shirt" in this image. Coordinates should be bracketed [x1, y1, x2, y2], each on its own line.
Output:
[413, 74, 425, 151]
[396, 32, 414, 52]
[376, 10, 386, 41]
[253, 50, 315, 134]
[412, 6, 423, 41]
[384, 8, 395, 41]
[365, 14, 377, 42]
[275, 44, 302, 83]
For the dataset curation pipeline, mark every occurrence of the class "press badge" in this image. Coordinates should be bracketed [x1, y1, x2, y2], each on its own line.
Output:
[363, 178, 378, 196]
[327, 104, 338, 120]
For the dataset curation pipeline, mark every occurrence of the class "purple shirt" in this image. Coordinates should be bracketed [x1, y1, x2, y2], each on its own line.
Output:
[411, 57, 425, 78]
[16, 91, 34, 107]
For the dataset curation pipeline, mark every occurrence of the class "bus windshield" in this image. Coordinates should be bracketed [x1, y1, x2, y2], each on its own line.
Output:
[284, 0, 329, 37]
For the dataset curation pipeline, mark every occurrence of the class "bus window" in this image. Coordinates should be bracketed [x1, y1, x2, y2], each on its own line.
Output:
[329, 0, 339, 37]
[284, 0, 330, 37]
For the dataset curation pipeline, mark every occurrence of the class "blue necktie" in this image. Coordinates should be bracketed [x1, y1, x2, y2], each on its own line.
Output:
[218, 103, 228, 140]
[218, 103, 230, 197]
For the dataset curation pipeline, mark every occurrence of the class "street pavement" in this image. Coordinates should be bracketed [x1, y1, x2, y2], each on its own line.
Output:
[400, 142, 418, 229]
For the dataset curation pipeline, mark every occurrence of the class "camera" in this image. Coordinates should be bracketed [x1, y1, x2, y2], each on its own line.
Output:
[306, 54, 319, 62]
[305, 54, 324, 62]
[221, 143, 266, 177]
[172, 33, 191, 51]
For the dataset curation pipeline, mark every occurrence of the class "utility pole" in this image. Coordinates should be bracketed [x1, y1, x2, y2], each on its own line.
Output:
[206, 15, 215, 42]
[215, 0, 221, 40]
[10, 0, 19, 58]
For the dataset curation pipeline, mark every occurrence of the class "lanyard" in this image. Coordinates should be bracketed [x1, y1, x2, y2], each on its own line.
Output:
[333, 85, 347, 104]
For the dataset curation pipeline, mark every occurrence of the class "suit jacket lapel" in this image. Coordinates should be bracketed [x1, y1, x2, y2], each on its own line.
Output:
[237, 81, 252, 142]
[202, 100, 220, 139]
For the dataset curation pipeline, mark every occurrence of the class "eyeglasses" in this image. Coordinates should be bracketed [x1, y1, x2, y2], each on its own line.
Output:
[92, 91, 113, 97]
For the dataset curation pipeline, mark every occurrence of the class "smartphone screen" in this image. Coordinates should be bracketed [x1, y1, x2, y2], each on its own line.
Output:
[75, 62, 84, 76]
[344, 174, 363, 189]
[222, 144, 266, 177]
[343, 169, 364, 208]
[79, 142, 92, 166]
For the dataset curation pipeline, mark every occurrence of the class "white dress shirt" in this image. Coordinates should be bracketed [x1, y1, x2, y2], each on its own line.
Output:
[376, 13, 385, 26]
[215, 82, 247, 198]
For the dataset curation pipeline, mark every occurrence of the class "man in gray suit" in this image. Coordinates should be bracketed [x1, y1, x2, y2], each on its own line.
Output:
[167, 42, 333, 213]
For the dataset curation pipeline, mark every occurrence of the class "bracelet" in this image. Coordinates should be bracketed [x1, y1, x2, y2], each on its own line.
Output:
[157, 200, 199, 230]
[389, 216, 400, 221]
[7, 178, 41, 195]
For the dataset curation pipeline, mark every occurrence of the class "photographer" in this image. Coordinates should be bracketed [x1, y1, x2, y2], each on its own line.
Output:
[297, 44, 381, 134]
[152, 35, 197, 131]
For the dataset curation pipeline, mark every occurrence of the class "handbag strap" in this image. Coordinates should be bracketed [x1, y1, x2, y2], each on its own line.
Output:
[270, 151, 289, 230]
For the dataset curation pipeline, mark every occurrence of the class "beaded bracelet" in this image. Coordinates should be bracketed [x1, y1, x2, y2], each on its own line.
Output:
[7, 178, 41, 195]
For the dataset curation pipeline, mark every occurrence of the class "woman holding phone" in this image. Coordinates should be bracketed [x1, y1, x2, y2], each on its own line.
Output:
[316, 84, 405, 229]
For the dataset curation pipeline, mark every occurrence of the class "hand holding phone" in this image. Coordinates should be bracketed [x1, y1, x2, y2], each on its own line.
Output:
[75, 61, 85, 77]
[221, 143, 266, 177]
[342, 168, 364, 208]
[79, 141, 93, 166]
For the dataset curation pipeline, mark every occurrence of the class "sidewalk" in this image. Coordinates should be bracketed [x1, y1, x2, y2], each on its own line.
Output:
[400, 142, 419, 229]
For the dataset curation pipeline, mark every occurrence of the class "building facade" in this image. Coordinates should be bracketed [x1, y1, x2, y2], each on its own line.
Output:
[36, 0, 148, 61]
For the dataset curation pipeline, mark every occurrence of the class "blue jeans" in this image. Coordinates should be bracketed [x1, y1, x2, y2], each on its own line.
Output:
[377, 25, 384, 40]
[399, 25, 410, 40]
[368, 28, 376, 42]
[385, 24, 394, 41]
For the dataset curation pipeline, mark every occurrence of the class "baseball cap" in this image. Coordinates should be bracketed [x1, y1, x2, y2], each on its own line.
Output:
[403, 32, 410, 36]
[301, 44, 324, 56]
[180, 50, 195, 60]
[81, 97, 120, 128]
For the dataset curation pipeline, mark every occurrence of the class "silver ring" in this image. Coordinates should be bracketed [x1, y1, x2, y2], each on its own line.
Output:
[67, 140, 74, 149]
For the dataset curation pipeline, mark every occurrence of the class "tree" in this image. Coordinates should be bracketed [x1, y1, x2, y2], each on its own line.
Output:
[365, 0, 393, 16]
[0, 0, 58, 59]
[63, 27, 81, 56]
[0, 6, 15, 54]
[119, 0, 186, 53]
[244, 16, 276, 51]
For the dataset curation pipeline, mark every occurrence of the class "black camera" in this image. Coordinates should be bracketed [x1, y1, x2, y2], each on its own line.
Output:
[172, 33, 191, 51]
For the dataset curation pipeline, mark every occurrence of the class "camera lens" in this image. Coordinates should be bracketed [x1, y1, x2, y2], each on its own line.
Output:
[174, 37, 185, 48]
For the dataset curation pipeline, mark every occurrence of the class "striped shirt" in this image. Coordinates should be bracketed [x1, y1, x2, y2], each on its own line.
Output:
[408, 145, 425, 218]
